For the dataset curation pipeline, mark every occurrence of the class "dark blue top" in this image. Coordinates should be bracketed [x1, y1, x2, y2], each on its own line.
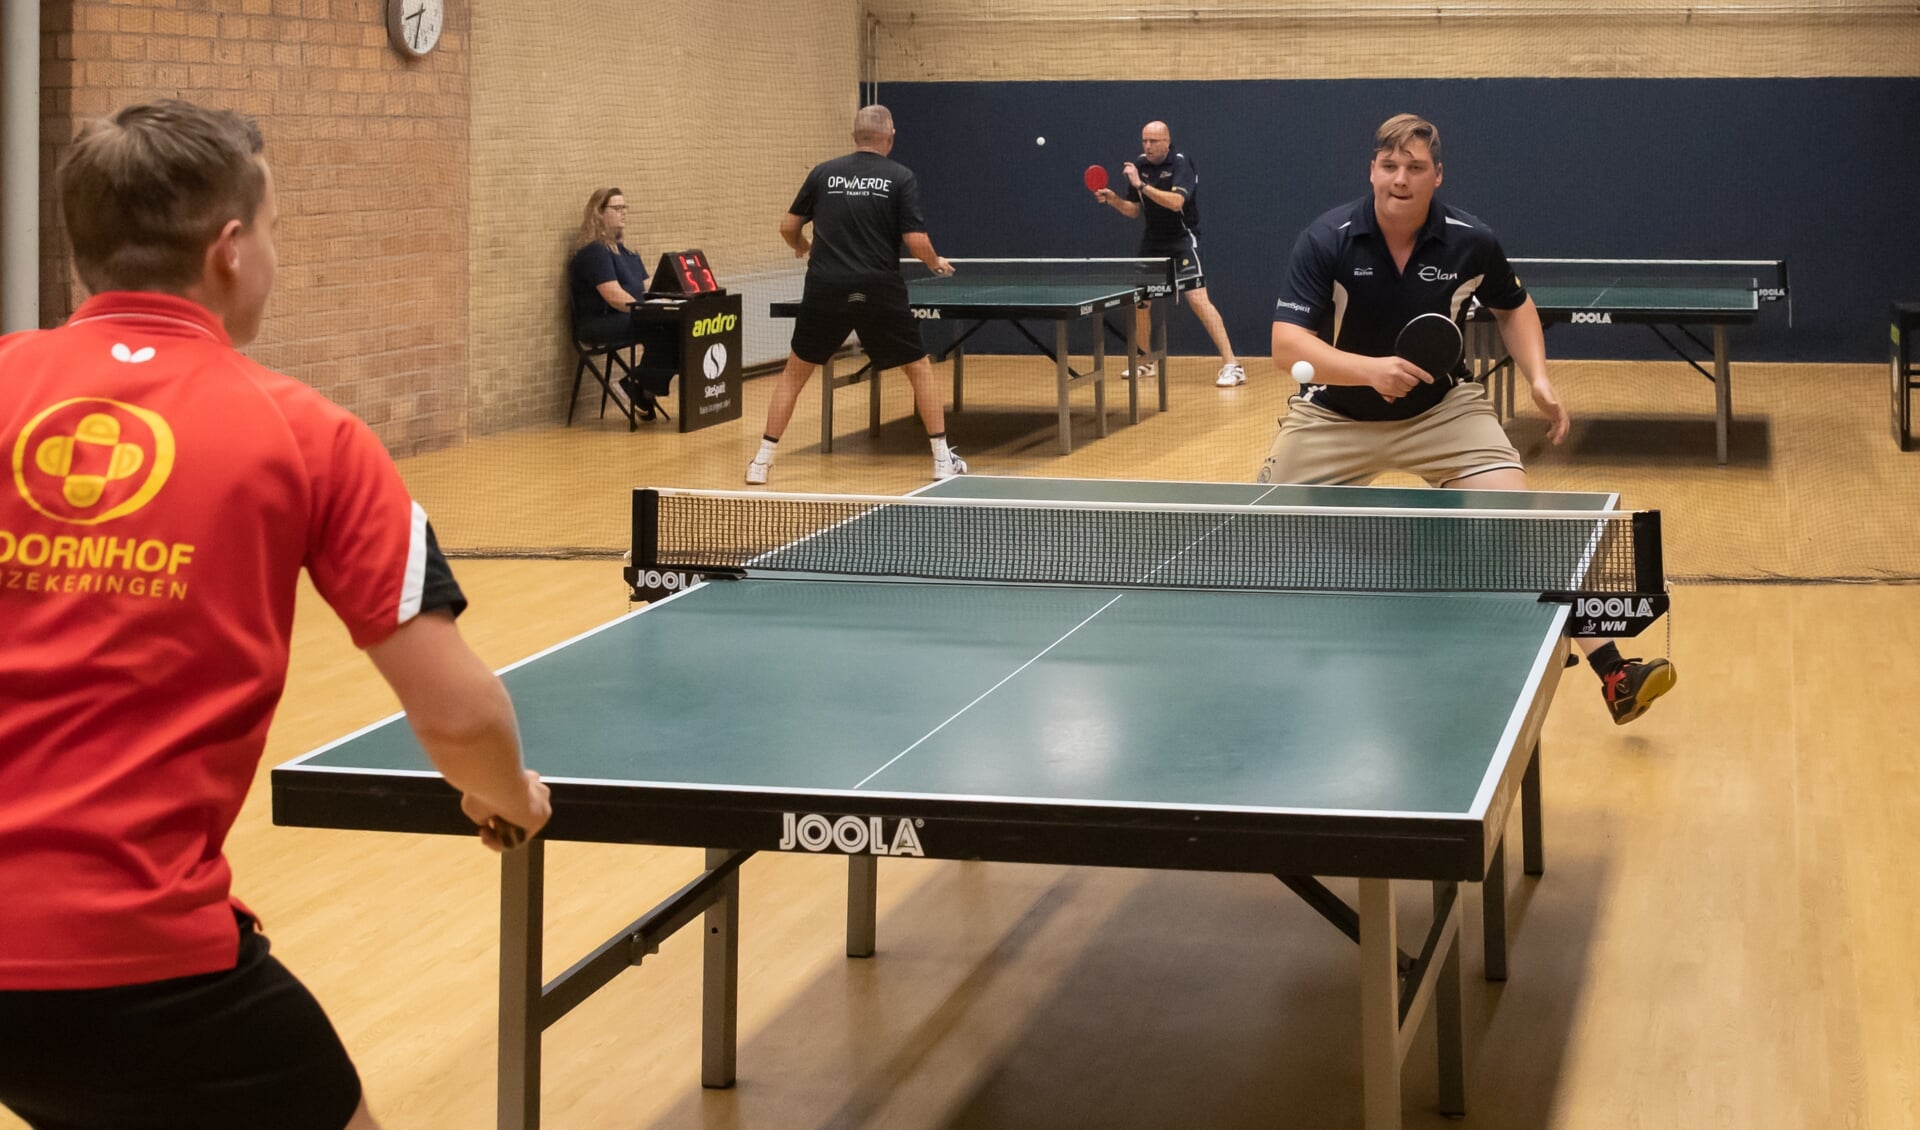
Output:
[789, 151, 928, 287]
[1272, 194, 1528, 421]
[568, 241, 650, 322]
[1126, 151, 1200, 247]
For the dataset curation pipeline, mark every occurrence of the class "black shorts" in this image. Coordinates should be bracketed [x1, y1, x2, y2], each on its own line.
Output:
[0, 913, 362, 1130]
[791, 278, 928, 371]
[1139, 238, 1206, 297]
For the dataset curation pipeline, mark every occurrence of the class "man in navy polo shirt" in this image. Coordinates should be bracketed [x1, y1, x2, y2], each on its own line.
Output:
[1263, 112, 1674, 726]
[1094, 120, 1245, 388]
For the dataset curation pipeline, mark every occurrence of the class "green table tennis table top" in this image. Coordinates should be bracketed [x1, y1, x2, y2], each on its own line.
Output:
[282, 477, 1612, 828]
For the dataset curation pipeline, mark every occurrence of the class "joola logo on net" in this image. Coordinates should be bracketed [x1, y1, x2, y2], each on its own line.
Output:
[778, 813, 925, 856]
[1571, 311, 1613, 324]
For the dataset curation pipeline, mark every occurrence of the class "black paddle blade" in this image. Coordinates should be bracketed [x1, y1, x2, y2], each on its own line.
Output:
[1394, 312, 1464, 382]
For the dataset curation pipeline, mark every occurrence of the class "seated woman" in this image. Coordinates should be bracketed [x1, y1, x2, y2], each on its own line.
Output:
[567, 186, 677, 420]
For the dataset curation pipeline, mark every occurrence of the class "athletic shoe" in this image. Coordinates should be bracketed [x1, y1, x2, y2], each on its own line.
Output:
[1601, 658, 1677, 725]
[1214, 362, 1247, 387]
[745, 458, 770, 485]
[933, 450, 968, 480]
[1123, 360, 1157, 381]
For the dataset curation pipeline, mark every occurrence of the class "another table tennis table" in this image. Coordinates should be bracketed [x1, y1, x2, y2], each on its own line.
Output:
[768, 258, 1176, 455]
[273, 475, 1661, 1130]
[1470, 257, 1790, 463]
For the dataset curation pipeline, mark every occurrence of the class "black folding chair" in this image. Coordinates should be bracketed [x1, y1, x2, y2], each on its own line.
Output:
[566, 288, 641, 431]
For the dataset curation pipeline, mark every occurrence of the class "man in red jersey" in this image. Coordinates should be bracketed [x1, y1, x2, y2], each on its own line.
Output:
[0, 100, 551, 1130]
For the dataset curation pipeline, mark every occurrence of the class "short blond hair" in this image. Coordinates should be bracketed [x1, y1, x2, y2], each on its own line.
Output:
[1374, 113, 1442, 163]
[58, 99, 266, 294]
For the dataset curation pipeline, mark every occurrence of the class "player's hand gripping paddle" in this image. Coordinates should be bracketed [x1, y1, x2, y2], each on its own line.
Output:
[1394, 312, 1464, 384]
[1083, 165, 1109, 195]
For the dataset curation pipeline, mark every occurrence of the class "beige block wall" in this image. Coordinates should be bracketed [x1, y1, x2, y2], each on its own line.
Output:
[467, 2, 863, 433]
[864, 0, 1920, 81]
[39, 0, 472, 458]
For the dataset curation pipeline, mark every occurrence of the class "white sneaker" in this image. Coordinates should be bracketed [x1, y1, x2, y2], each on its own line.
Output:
[745, 459, 770, 485]
[932, 450, 968, 480]
[1123, 359, 1158, 381]
[1215, 362, 1247, 387]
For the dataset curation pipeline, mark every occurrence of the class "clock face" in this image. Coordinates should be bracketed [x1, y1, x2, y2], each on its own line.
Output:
[387, 0, 444, 57]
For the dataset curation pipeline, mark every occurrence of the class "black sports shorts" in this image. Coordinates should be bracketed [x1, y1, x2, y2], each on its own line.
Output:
[0, 913, 362, 1130]
[791, 276, 928, 371]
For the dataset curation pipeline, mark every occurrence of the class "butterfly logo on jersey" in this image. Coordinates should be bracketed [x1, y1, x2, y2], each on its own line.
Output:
[111, 343, 157, 364]
[11, 397, 177, 524]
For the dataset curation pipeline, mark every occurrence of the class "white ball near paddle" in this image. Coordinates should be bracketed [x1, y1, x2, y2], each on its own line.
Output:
[1291, 359, 1315, 381]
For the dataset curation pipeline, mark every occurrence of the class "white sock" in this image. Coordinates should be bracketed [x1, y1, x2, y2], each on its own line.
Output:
[929, 435, 951, 460]
[755, 437, 778, 464]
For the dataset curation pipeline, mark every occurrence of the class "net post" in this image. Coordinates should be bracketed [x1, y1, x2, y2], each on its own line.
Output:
[1632, 510, 1664, 593]
[634, 488, 660, 569]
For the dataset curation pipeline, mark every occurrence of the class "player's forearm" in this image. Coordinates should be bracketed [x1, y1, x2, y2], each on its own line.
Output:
[1139, 185, 1183, 211]
[902, 232, 941, 269]
[1108, 197, 1140, 219]
[365, 613, 539, 825]
[407, 681, 535, 819]
[778, 214, 809, 254]
[1271, 324, 1373, 386]
[1491, 299, 1549, 385]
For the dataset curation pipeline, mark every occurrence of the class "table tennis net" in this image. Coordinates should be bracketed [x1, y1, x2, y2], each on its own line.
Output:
[635, 489, 1664, 596]
[900, 256, 1176, 290]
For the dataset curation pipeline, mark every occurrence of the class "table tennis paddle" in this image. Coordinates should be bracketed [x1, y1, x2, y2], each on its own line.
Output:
[1394, 312, 1464, 384]
[1083, 165, 1108, 194]
[486, 816, 529, 850]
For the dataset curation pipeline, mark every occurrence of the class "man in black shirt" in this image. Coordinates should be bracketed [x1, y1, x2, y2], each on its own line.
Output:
[748, 105, 964, 484]
[1265, 113, 1673, 725]
[1094, 121, 1245, 388]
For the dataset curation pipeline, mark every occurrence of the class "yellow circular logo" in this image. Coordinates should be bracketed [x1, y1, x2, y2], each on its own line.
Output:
[11, 398, 176, 525]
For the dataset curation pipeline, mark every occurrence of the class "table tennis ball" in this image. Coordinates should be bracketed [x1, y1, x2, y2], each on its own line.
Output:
[1291, 359, 1315, 381]
[1036, 136, 1046, 146]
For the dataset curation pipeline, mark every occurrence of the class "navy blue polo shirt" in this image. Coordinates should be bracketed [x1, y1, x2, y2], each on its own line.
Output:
[569, 241, 649, 319]
[1126, 151, 1200, 249]
[1272, 194, 1528, 421]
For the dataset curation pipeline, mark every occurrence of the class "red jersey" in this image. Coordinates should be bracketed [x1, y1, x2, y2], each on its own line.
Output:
[0, 292, 450, 989]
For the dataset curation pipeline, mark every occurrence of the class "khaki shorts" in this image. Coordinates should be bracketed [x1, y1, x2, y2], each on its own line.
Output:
[1257, 381, 1524, 487]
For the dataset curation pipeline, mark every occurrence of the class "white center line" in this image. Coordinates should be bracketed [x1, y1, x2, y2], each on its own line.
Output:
[852, 593, 1126, 790]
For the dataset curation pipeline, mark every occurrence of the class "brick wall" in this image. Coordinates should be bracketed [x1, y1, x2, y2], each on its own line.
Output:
[38, 1, 863, 450]
[466, 3, 861, 432]
[39, 0, 471, 457]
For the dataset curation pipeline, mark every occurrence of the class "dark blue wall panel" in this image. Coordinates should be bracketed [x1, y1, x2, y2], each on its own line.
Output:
[880, 79, 1920, 362]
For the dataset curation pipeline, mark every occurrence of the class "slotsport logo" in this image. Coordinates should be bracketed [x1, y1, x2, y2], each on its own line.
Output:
[12, 398, 176, 524]
[778, 812, 925, 856]
[702, 343, 729, 380]
[1571, 311, 1614, 324]
[691, 313, 737, 338]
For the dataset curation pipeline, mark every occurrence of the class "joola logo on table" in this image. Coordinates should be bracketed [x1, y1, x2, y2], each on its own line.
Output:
[911, 308, 941, 319]
[1571, 311, 1613, 324]
[778, 812, 925, 856]
[691, 313, 737, 337]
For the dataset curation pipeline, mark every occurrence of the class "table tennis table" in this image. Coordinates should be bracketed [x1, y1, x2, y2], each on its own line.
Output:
[768, 258, 1176, 455]
[273, 475, 1666, 1130]
[1469, 257, 1790, 463]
